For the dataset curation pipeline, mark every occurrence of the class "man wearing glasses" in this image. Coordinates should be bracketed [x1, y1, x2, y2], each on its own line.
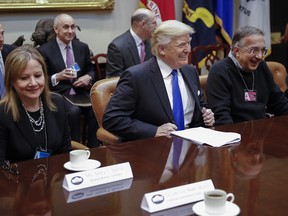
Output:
[38, 14, 99, 147]
[206, 25, 288, 125]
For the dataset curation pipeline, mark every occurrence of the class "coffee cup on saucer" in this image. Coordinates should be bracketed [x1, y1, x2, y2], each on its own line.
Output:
[69, 150, 90, 169]
[204, 189, 235, 214]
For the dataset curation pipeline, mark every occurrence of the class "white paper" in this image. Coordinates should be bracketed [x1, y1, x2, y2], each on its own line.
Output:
[171, 127, 241, 147]
[141, 179, 214, 213]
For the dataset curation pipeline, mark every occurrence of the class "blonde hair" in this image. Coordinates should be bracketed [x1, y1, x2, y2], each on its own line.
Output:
[151, 20, 195, 56]
[0, 44, 56, 121]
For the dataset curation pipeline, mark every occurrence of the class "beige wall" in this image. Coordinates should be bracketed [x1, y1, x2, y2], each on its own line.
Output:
[0, 0, 183, 55]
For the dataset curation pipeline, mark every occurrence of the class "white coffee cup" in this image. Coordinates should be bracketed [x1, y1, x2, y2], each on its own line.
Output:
[69, 150, 90, 168]
[204, 189, 235, 214]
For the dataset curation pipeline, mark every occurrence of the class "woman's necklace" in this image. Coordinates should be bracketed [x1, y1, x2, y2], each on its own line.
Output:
[23, 98, 45, 132]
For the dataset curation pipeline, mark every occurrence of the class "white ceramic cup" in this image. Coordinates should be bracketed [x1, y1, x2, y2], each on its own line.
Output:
[204, 189, 235, 214]
[69, 150, 90, 168]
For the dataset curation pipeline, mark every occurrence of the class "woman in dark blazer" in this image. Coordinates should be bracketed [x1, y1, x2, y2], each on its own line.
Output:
[0, 45, 71, 163]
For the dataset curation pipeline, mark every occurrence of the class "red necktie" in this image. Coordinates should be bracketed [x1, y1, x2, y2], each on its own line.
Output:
[140, 41, 146, 63]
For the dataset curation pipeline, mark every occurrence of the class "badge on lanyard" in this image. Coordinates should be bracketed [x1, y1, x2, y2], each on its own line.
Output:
[34, 147, 51, 159]
[244, 89, 257, 102]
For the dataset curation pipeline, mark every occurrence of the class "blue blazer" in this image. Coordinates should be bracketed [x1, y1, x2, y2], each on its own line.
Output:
[0, 93, 71, 163]
[103, 57, 208, 141]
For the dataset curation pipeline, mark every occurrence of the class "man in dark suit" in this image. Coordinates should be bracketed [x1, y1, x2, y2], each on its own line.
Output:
[38, 14, 99, 147]
[103, 20, 214, 141]
[0, 22, 16, 98]
[106, 8, 157, 77]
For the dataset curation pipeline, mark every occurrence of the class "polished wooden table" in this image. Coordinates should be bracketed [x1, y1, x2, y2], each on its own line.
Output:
[1, 116, 288, 215]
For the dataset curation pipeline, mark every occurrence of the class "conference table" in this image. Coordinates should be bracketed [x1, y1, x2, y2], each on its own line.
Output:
[1, 115, 288, 216]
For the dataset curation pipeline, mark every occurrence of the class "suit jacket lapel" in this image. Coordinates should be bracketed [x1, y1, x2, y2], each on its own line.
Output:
[16, 102, 38, 152]
[181, 67, 202, 111]
[149, 58, 175, 123]
[127, 32, 141, 64]
[53, 40, 66, 69]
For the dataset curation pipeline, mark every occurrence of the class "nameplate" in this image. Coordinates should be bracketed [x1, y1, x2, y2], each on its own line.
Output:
[62, 162, 133, 191]
[64, 178, 133, 203]
[141, 179, 214, 213]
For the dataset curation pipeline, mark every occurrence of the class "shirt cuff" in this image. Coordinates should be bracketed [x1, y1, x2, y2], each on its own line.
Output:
[51, 74, 59, 87]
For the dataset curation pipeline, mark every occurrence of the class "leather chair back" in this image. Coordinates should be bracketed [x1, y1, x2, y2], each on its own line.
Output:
[199, 74, 208, 100]
[90, 77, 121, 145]
[266, 61, 287, 93]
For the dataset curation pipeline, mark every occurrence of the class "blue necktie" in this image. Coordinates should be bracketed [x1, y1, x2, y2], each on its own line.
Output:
[0, 66, 5, 98]
[171, 70, 184, 130]
[171, 69, 184, 171]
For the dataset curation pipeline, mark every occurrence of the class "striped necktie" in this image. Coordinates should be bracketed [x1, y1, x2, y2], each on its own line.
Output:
[66, 46, 76, 95]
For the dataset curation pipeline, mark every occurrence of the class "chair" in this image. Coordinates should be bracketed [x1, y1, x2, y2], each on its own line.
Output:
[71, 141, 89, 150]
[189, 44, 230, 74]
[93, 53, 107, 80]
[90, 77, 121, 145]
[266, 61, 288, 93]
[199, 74, 208, 100]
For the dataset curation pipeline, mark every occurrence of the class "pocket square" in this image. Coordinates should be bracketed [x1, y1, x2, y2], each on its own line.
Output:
[197, 90, 200, 96]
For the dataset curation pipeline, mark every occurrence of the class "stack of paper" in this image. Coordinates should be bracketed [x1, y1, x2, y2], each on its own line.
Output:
[171, 127, 241, 147]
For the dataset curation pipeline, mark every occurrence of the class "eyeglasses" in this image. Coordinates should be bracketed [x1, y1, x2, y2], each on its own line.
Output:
[237, 46, 268, 56]
[2, 160, 19, 175]
[62, 24, 78, 31]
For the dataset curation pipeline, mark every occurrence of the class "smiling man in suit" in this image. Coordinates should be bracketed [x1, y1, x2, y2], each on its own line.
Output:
[38, 14, 99, 147]
[106, 8, 157, 78]
[103, 20, 214, 141]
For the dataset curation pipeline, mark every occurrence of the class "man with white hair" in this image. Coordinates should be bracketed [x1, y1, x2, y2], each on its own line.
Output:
[103, 20, 214, 141]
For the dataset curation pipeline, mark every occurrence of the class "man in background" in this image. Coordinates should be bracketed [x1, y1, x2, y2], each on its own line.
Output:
[38, 14, 99, 147]
[0, 22, 16, 99]
[106, 8, 157, 77]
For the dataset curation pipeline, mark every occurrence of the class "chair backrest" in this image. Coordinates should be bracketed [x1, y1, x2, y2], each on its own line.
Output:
[190, 44, 230, 74]
[199, 74, 208, 100]
[90, 77, 120, 127]
[93, 53, 107, 80]
[266, 61, 288, 93]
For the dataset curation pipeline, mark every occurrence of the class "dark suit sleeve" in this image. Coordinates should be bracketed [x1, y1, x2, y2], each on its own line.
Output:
[51, 94, 72, 154]
[106, 42, 125, 77]
[103, 71, 158, 140]
[0, 106, 9, 163]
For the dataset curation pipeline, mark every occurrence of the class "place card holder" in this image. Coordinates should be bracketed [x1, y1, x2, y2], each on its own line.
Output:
[64, 178, 133, 203]
[62, 162, 133, 192]
[140, 179, 214, 213]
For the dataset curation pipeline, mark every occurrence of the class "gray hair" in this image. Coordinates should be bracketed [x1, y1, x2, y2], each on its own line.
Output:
[151, 20, 194, 56]
[232, 26, 264, 49]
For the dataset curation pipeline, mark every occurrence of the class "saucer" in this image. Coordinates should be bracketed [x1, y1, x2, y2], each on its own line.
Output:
[64, 159, 101, 171]
[192, 201, 240, 216]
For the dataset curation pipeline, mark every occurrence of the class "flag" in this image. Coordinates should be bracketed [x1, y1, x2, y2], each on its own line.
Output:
[182, 0, 216, 66]
[238, 0, 271, 54]
[139, 0, 175, 25]
[213, 0, 234, 45]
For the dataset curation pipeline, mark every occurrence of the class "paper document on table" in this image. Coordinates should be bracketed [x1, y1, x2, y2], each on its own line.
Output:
[171, 127, 241, 147]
